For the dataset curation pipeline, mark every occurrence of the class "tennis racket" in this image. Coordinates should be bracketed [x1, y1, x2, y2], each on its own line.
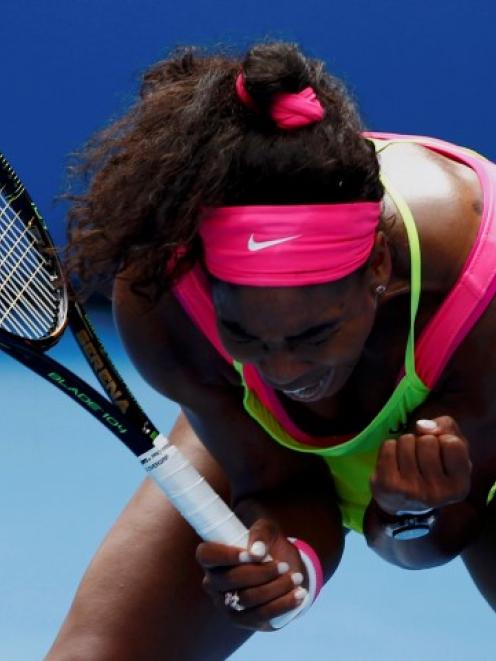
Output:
[0, 152, 310, 629]
[0, 150, 249, 547]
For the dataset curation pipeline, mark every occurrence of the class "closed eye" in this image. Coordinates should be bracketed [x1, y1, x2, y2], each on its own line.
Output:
[219, 319, 340, 346]
[288, 323, 340, 347]
[220, 320, 258, 344]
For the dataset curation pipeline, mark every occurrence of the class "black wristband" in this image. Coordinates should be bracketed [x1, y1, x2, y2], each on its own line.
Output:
[384, 510, 437, 541]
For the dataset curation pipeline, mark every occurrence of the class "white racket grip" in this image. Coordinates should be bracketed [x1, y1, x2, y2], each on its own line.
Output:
[139, 434, 248, 547]
[139, 435, 302, 630]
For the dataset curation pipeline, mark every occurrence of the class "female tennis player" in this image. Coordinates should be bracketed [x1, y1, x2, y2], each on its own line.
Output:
[48, 42, 496, 659]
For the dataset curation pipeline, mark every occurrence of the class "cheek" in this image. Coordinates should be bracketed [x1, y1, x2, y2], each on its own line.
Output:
[320, 338, 361, 364]
[348, 293, 377, 343]
[217, 331, 260, 361]
[320, 315, 376, 363]
[222, 342, 258, 361]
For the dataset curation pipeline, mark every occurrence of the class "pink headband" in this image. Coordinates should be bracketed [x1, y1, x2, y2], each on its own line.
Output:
[235, 73, 325, 129]
[199, 202, 381, 286]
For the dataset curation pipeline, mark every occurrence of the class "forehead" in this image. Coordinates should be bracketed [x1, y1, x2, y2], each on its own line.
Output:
[211, 276, 360, 335]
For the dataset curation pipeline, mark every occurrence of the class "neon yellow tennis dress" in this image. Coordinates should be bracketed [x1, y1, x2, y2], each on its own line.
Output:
[173, 133, 496, 532]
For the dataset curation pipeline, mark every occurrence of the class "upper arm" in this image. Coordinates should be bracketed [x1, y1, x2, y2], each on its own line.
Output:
[112, 273, 332, 502]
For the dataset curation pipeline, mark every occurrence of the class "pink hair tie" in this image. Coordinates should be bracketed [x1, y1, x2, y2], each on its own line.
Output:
[271, 87, 325, 129]
[235, 73, 257, 110]
[235, 73, 325, 129]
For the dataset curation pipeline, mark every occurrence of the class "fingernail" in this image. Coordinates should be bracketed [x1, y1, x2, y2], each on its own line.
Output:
[294, 587, 308, 602]
[417, 419, 438, 431]
[250, 541, 267, 558]
[238, 550, 251, 563]
[291, 572, 304, 586]
[277, 561, 290, 575]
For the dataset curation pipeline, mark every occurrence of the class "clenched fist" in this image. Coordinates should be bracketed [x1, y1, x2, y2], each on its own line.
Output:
[370, 416, 472, 515]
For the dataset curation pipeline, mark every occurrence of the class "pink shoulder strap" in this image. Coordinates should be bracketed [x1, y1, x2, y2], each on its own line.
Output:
[367, 132, 496, 388]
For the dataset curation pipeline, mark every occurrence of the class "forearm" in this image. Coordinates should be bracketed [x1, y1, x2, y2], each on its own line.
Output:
[363, 497, 483, 569]
[181, 401, 345, 581]
[232, 466, 345, 581]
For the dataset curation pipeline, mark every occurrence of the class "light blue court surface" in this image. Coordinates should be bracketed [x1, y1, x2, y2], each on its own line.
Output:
[0, 306, 493, 660]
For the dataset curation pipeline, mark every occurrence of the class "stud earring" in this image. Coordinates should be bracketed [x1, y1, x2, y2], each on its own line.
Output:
[375, 284, 387, 296]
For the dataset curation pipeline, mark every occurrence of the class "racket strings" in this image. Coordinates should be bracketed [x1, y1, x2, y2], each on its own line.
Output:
[0, 187, 60, 339]
[0, 212, 55, 306]
[0, 243, 54, 337]
[0, 242, 58, 337]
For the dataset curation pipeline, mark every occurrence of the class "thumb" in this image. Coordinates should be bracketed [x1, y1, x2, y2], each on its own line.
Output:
[416, 416, 463, 436]
[416, 418, 442, 435]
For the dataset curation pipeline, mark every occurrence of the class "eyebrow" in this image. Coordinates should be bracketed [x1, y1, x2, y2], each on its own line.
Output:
[220, 319, 341, 341]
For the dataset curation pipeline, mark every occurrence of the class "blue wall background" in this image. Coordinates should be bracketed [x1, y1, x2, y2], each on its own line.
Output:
[2, 0, 494, 245]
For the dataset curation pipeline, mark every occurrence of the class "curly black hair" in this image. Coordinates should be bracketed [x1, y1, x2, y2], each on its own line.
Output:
[65, 41, 384, 299]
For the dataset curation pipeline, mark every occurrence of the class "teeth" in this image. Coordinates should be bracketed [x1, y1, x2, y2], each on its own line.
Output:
[281, 372, 334, 401]
[283, 378, 323, 396]
[283, 385, 312, 395]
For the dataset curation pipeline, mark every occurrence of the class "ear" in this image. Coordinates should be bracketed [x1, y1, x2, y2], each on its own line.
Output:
[367, 231, 392, 291]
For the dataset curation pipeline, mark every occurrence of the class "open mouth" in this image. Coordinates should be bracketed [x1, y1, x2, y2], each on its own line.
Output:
[281, 370, 334, 402]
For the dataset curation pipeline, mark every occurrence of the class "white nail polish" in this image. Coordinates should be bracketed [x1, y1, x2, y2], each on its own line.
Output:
[291, 572, 304, 586]
[250, 541, 267, 558]
[239, 551, 251, 563]
[294, 587, 308, 602]
[417, 419, 438, 431]
[277, 561, 290, 575]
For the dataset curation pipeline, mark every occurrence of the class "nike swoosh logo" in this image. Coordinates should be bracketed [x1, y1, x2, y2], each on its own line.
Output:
[247, 234, 302, 251]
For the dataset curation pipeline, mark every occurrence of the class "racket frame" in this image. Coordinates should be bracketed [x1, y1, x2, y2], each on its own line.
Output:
[0, 151, 157, 455]
[0, 151, 313, 627]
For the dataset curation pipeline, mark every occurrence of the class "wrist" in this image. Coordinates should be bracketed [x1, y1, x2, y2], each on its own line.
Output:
[289, 537, 324, 601]
[270, 537, 323, 630]
[379, 503, 439, 541]
[384, 510, 438, 541]
[366, 500, 438, 542]
[365, 498, 483, 568]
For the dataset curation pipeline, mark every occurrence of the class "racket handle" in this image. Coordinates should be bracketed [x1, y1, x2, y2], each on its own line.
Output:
[139, 435, 305, 629]
[139, 435, 249, 546]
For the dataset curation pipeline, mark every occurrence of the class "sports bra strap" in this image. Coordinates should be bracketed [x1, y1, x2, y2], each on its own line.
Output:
[378, 171, 422, 379]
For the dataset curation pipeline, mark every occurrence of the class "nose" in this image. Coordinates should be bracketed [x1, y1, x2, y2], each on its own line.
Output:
[257, 350, 314, 390]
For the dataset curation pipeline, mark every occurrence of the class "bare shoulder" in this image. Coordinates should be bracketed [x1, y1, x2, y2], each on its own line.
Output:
[112, 270, 239, 403]
[378, 140, 483, 290]
[378, 141, 496, 475]
[378, 139, 483, 214]
[379, 140, 496, 381]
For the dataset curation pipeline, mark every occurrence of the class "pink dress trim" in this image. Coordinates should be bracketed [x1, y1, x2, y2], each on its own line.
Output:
[365, 132, 496, 388]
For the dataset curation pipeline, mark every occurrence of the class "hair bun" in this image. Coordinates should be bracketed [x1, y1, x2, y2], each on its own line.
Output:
[241, 42, 313, 110]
